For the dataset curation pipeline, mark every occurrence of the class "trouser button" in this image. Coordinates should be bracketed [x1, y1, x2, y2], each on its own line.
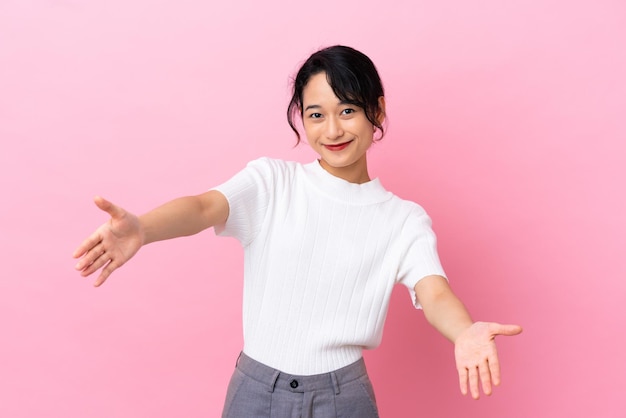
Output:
[290, 379, 299, 389]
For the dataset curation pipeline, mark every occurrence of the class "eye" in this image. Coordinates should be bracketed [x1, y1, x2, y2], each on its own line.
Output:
[341, 108, 356, 115]
[309, 112, 323, 119]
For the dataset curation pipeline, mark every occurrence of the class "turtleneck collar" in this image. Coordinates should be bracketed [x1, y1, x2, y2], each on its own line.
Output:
[301, 160, 392, 205]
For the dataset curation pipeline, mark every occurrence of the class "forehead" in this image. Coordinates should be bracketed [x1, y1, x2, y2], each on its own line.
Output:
[302, 73, 340, 106]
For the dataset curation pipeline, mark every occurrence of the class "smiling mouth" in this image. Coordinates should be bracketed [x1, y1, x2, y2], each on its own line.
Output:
[324, 140, 353, 151]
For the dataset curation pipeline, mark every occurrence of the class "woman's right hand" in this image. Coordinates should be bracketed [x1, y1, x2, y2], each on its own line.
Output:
[73, 196, 144, 287]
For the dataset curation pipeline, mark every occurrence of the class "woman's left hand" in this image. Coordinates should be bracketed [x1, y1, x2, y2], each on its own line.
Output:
[454, 321, 523, 399]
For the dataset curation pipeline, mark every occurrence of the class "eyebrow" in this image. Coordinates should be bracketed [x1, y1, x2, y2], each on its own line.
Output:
[303, 101, 353, 112]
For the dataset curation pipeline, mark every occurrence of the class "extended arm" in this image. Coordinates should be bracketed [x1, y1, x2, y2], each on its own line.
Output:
[73, 191, 229, 287]
[414, 275, 522, 399]
[138, 190, 229, 244]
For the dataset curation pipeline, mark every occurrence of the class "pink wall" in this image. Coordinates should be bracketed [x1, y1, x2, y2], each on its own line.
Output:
[1, 1, 624, 417]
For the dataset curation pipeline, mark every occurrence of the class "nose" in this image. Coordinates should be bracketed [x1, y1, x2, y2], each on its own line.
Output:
[325, 116, 344, 140]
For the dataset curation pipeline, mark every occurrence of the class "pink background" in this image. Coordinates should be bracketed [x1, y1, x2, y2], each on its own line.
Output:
[1, 1, 625, 417]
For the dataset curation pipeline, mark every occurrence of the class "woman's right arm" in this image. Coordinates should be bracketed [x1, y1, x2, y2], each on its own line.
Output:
[72, 190, 229, 287]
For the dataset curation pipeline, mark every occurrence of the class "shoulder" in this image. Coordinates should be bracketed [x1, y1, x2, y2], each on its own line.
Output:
[382, 194, 436, 236]
[246, 157, 301, 172]
[246, 157, 308, 180]
[386, 193, 429, 218]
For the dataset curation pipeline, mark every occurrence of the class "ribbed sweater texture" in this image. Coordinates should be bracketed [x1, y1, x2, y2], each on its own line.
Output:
[214, 158, 445, 375]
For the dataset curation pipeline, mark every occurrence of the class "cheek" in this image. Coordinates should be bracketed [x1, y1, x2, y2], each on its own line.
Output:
[353, 122, 375, 140]
[303, 123, 321, 140]
[346, 117, 373, 135]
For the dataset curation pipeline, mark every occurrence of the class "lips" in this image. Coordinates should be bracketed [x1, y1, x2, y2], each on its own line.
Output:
[324, 140, 353, 151]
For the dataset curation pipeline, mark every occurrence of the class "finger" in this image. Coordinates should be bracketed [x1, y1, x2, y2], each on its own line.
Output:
[458, 367, 469, 396]
[468, 366, 480, 399]
[80, 250, 110, 277]
[94, 259, 118, 287]
[490, 323, 523, 337]
[94, 195, 125, 219]
[488, 352, 502, 386]
[73, 231, 103, 259]
[81, 257, 109, 277]
[74, 242, 102, 271]
[479, 360, 493, 396]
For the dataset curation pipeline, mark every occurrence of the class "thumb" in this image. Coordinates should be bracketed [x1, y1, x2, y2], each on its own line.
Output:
[94, 195, 125, 219]
[491, 323, 523, 337]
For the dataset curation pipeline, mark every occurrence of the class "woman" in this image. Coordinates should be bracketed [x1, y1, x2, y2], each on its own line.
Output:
[74, 45, 522, 417]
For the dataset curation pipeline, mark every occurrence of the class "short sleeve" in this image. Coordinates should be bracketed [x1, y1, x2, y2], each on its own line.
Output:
[396, 208, 447, 309]
[211, 158, 274, 246]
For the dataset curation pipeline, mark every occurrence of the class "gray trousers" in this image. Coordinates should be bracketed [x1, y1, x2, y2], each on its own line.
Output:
[222, 352, 380, 418]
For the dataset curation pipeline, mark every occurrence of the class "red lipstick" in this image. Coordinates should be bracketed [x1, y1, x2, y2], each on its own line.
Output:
[324, 141, 352, 151]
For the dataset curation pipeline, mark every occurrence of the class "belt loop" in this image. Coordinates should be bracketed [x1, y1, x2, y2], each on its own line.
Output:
[235, 352, 242, 368]
[268, 370, 280, 393]
[331, 371, 340, 395]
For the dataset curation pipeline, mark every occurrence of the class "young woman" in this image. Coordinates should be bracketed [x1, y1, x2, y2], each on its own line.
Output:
[73, 45, 522, 418]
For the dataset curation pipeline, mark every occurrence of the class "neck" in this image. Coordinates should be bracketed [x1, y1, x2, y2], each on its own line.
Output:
[319, 158, 371, 184]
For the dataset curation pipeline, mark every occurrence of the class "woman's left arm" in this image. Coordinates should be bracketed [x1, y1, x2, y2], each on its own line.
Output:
[414, 275, 523, 399]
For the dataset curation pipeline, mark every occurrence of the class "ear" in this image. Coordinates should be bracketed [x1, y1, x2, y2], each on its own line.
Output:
[376, 96, 386, 125]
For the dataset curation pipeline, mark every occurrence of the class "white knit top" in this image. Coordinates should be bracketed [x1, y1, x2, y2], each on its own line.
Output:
[214, 158, 446, 375]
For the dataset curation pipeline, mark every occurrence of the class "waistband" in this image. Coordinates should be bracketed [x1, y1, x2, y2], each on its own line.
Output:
[235, 352, 369, 395]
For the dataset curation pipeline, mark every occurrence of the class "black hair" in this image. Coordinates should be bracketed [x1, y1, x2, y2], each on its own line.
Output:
[287, 45, 385, 143]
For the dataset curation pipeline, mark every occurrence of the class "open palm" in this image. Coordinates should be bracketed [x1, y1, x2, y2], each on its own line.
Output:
[73, 196, 143, 286]
[454, 321, 523, 399]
